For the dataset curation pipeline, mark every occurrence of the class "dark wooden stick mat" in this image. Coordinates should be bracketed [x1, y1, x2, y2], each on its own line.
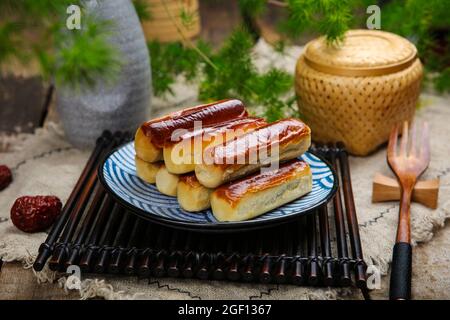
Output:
[33, 131, 369, 297]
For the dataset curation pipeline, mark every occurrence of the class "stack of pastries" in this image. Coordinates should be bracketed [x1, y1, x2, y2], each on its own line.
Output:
[134, 99, 312, 222]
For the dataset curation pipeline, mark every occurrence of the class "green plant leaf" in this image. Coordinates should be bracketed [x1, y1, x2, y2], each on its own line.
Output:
[132, 0, 152, 22]
[53, 16, 122, 89]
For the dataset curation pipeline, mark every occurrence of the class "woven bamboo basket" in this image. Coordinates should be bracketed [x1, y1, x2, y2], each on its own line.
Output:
[141, 0, 201, 43]
[295, 30, 423, 156]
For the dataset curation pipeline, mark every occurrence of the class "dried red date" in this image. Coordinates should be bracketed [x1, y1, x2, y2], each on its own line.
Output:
[0, 165, 12, 191]
[11, 196, 62, 233]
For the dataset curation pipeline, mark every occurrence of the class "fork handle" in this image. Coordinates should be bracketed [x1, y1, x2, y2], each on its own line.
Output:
[389, 242, 412, 300]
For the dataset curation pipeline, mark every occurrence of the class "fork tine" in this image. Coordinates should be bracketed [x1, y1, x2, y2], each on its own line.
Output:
[409, 122, 417, 157]
[387, 124, 399, 158]
[400, 121, 408, 157]
[420, 122, 430, 164]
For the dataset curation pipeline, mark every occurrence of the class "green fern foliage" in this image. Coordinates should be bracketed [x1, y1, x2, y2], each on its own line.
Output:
[148, 40, 210, 96]
[52, 18, 121, 89]
[0, 0, 121, 88]
[200, 29, 257, 101]
[149, 28, 296, 122]
[132, 0, 152, 22]
[382, 0, 450, 92]
[0, 22, 22, 63]
[238, 0, 267, 17]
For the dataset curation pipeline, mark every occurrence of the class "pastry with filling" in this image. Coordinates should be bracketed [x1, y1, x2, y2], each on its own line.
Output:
[135, 156, 162, 184]
[163, 117, 267, 174]
[195, 118, 311, 188]
[210, 160, 312, 222]
[155, 164, 179, 197]
[135, 99, 247, 163]
[177, 174, 213, 212]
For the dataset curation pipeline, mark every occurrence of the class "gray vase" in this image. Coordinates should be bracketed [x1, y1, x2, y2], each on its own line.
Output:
[57, 0, 151, 148]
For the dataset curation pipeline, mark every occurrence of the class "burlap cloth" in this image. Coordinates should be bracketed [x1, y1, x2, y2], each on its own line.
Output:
[1, 41, 449, 300]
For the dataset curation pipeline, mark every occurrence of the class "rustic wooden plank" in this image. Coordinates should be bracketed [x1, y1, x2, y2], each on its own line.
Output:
[0, 75, 50, 134]
[198, 0, 241, 47]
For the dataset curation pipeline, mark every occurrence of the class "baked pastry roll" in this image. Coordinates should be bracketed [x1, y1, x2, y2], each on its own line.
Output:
[135, 99, 247, 163]
[135, 127, 163, 162]
[211, 160, 312, 222]
[195, 118, 311, 188]
[177, 174, 213, 212]
[135, 156, 162, 184]
[155, 164, 179, 197]
[163, 117, 267, 174]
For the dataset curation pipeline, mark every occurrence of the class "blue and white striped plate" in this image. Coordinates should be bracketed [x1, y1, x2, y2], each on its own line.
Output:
[99, 142, 337, 231]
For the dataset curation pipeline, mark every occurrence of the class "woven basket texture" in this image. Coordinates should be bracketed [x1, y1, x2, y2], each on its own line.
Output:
[295, 30, 423, 156]
[141, 0, 200, 42]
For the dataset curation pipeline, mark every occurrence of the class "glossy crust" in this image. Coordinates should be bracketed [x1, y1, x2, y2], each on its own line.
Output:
[163, 117, 267, 174]
[155, 164, 179, 197]
[195, 118, 311, 188]
[141, 99, 247, 148]
[211, 160, 312, 222]
[135, 156, 162, 184]
[135, 127, 163, 162]
[177, 174, 213, 212]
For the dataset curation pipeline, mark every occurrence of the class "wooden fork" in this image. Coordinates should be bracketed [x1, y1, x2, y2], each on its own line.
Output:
[387, 121, 430, 300]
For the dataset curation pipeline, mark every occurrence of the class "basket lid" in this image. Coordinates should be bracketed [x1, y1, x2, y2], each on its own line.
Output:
[303, 29, 418, 76]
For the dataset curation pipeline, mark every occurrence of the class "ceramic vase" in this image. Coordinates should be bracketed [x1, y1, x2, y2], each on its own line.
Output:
[57, 0, 152, 148]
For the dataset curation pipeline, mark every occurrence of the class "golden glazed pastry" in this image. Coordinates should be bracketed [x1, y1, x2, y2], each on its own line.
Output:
[163, 117, 267, 174]
[210, 160, 312, 222]
[177, 174, 213, 212]
[135, 127, 163, 163]
[195, 118, 311, 188]
[155, 164, 179, 197]
[135, 156, 162, 184]
[135, 99, 247, 163]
